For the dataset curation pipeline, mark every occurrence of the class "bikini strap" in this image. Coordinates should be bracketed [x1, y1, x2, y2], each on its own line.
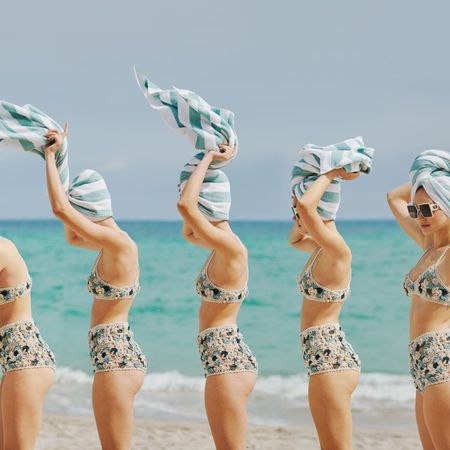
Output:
[201, 251, 215, 274]
[92, 251, 102, 275]
[309, 247, 323, 269]
[435, 246, 450, 266]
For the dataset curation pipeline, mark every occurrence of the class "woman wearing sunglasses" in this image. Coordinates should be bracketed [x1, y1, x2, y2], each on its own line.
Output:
[387, 149, 450, 449]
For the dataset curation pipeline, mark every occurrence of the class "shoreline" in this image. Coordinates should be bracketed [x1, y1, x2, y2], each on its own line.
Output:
[37, 411, 421, 450]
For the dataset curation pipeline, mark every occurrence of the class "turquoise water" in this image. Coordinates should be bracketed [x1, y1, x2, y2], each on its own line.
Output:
[0, 220, 419, 378]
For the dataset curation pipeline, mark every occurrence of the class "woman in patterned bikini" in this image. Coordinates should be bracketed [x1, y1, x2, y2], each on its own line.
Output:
[388, 150, 450, 449]
[177, 144, 257, 450]
[44, 126, 147, 450]
[0, 237, 55, 449]
[289, 168, 361, 450]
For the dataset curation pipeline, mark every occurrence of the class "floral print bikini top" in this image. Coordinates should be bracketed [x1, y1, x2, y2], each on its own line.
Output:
[297, 247, 351, 303]
[403, 246, 449, 305]
[87, 251, 140, 300]
[0, 276, 32, 306]
[195, 251, 249, 303]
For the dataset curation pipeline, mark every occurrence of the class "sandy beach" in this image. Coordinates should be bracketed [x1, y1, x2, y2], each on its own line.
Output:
[37, 413, 421, 450]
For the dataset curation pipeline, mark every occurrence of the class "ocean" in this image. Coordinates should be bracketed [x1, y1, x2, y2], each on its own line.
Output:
[0, 220, 421, 425]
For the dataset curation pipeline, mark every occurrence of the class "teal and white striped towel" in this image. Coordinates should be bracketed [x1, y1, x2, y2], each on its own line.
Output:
[291, 136, 374, 220]
[410, 149, 450, 217]
[0, 101, 113, 221]
[134, 68, 236, 221]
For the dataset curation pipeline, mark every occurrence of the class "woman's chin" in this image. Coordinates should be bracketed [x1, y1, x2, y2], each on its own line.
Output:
[419, 224, 433, 234]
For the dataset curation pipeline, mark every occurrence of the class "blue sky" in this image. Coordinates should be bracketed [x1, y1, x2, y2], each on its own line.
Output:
[1, 0, 449, 220]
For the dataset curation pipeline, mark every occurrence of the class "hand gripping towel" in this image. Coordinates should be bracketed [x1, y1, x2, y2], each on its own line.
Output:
[0, 101, 112, 220]
[134, 68, 236, 221]
[291, 136, 374, 220]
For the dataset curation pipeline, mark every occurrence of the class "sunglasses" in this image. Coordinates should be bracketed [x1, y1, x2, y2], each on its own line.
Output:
[407, 203, 440, 219]
[291, 206, 301, 220]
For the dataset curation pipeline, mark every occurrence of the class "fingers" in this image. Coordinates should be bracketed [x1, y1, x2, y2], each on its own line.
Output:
[218, 144, 236, 159]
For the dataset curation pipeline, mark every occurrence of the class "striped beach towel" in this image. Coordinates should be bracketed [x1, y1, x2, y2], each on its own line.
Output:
[291, 136, 374, 220]
[0, 101, 112, 220]
[410, 149, 450, 217]
[134, 68, 236, 221]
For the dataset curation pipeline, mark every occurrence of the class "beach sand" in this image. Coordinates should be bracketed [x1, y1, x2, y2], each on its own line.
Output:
[37, 413, 421, 449]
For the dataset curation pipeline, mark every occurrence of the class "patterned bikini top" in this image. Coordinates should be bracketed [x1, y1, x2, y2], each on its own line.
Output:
[87, 251, 140, 300]
[297, 247, 351, 302]
[403, 246, 449, 305]
[195, 251, 249, 303]
[0, 276, 32, 306]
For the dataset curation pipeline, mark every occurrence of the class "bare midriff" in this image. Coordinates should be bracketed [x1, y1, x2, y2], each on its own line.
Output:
[409, 295, 450, 340]
[300, 298, 344, 331]
[0, 295, 32, 327]
[198, 300, 242, 331]
[90, 297, 134, 327]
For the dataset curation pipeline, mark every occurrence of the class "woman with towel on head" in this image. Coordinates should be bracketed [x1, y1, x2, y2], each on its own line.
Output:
[0, 102, 147, 449]
[135, 70, 257, 450]
[388, 150, 450, 449]
[289, 137, 374, 450]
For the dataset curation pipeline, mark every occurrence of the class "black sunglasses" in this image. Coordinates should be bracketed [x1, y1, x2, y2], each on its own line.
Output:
[291, 206, 300, 220]
[407, 203, 440, 219]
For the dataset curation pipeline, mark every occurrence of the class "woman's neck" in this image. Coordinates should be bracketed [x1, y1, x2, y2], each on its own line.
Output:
[433, 223, 450, 249]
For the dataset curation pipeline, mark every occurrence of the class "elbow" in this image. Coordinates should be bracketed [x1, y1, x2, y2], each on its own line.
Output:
[177, 201, 195, 217]
[51, 203, 68, 219]
[295, 198, 313, 215]
[181, 229, 193, 242]
[65, 234, 77, 245]
[386, 191, 395, 204]
[288, 240, 298, 249]
[176, 200, 187, 213]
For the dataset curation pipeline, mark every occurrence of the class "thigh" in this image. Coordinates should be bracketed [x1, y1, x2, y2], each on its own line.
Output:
[204, 372, 256, 450]
[92, 370, 145, 406]
[308, 370, 359, 450]
[205, 371, 256, 409]
[415, 393, 435, 450]
[1, 368, 54, 446]
[423, 381, 450, 449]
[92, 370, 145, 450]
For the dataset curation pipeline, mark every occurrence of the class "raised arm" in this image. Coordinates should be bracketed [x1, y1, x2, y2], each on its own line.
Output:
[288, 202, 319, 253]
[386, 182, 428, 249]
[177, 145, 242, 256]
[44, 126, 127, 252]
[181, 222, 212, 249]
[63, 224, 100, 250]
[294, 169, 358, 259]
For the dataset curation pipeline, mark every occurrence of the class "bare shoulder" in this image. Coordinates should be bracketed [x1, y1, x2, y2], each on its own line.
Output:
[0, 237, 19, 271]
[0, 237, 17, 255]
